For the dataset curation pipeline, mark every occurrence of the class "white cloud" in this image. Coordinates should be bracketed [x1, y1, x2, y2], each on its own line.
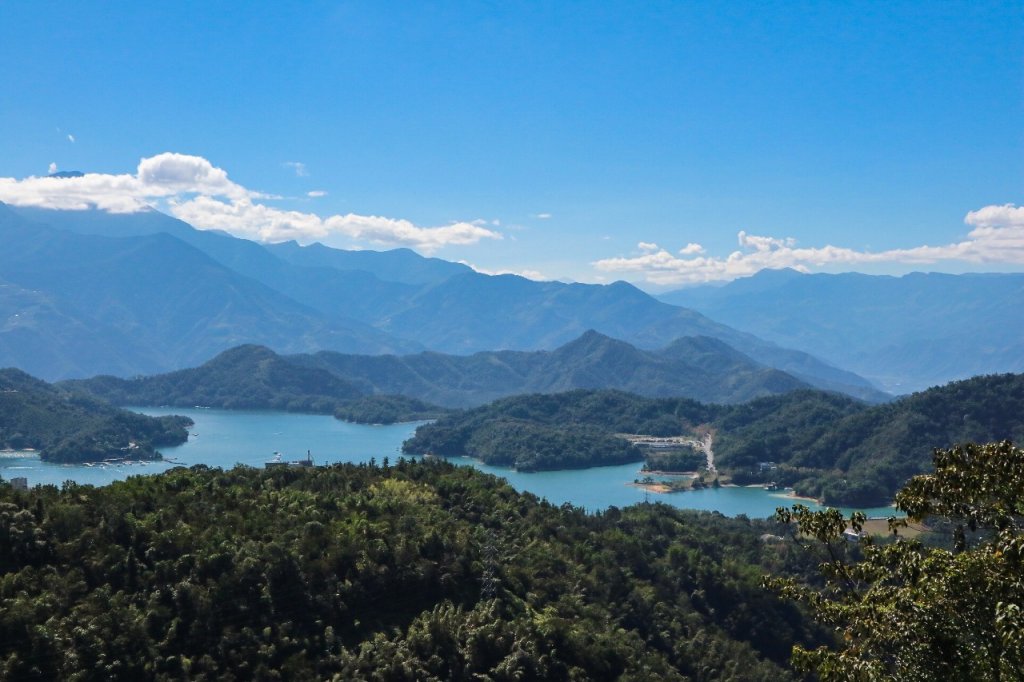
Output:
[47, 162, 57, 174]
[307, 190, 327, 198]
[637, 241, 659, 252]
[533, 212, 552, 219]
[167, 195, 501, 254]
[593, 204, 1024, 286]
[67, 134, 75, 143]
[138, 152, 251, 199]
[283, 161, 308, 177]
[0, 152, 502, 253]
[459, 260, 548, 281]
[965, 203, 1024, 229]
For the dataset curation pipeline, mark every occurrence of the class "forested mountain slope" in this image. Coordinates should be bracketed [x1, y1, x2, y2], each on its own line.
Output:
[713, 373, 1024, 504]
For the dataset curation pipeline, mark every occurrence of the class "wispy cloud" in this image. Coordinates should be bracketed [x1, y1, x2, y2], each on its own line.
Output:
[593, 205, 1024, 285]
[283, 161, 308, 177]
[0, 153, 502, 253]
[307, 190, 327, 198]
[533, 212, 552, 219]
[47, 162, 57, 174]
[67, 134, 75, 143]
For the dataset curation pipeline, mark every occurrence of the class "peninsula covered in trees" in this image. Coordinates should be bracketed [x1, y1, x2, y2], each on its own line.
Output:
[404, 374, 1024, 505]
[0, 368, 191, 463]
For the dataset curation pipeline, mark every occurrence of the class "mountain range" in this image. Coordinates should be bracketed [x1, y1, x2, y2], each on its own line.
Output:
[0, 203, 414, 379]
[660, 268, 1024, 393]
[1, 203, 885, 400]
[68, 330, 815, 411]
[8, 203, 1020, 401]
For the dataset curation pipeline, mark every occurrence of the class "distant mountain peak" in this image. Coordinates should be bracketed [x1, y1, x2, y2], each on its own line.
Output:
[205, 344, 277, 363]
[577, 329, 611, 341]
[47, 170, 85, 179]
[551, 330, 638, 359]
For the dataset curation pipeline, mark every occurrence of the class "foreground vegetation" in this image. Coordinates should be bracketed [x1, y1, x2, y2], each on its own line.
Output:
[406, 374, 1024, 505]
[0, 368, 191, 463]
[770, 440, 1024, 680]
[0, 460, 825, 680]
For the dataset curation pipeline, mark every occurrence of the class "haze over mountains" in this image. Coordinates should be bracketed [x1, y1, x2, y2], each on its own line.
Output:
[0, 203, 414, 379]
[2, 203, 1018, 401]
[0, 203, 883, 397]
[661, 268, 1024, 393]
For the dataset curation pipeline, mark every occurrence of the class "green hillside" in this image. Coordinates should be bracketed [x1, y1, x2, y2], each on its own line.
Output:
[714, 373, 1024, 505]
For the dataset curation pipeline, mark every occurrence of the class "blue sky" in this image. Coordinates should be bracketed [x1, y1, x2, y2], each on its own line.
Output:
[0, 1, 1021, 289]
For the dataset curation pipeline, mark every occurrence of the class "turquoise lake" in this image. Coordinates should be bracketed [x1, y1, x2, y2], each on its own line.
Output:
[0, 408, 896, 519]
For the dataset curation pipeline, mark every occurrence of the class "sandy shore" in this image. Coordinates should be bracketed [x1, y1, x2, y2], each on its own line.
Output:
[628, 482, 673, 494]
[772, 490, 822, 504]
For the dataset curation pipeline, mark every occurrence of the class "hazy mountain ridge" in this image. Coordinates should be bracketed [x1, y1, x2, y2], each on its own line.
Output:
[660, 268, 1024, 393]
[293, 330, 814, 407]
[69, 331, 815, 411]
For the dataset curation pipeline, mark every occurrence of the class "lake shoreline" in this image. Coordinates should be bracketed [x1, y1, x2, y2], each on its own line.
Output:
[5, 408, 900, 519]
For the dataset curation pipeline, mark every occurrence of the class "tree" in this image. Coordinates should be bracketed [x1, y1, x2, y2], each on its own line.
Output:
[769, 441, 1024, 681]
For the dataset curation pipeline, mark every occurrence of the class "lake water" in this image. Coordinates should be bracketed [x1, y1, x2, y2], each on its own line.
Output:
[1, 408, 896, 518]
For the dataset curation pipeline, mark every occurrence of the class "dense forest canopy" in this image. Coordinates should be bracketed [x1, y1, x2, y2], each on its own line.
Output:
[0, 460, 826, 680]
[0, 368, 191, 463]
